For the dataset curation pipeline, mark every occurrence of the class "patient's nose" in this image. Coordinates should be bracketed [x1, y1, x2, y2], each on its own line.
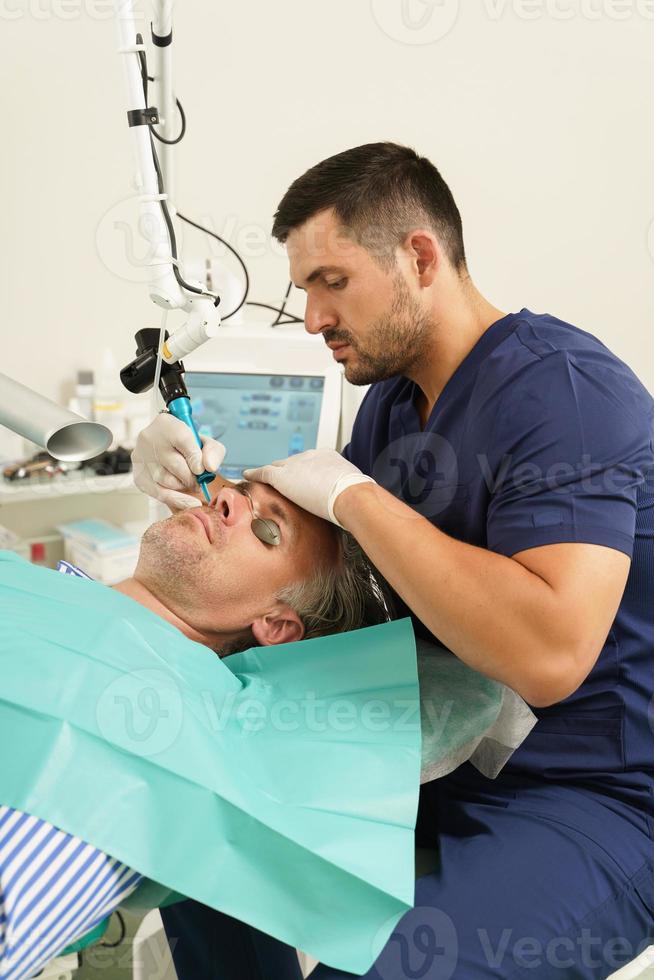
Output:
[211, 487, 251, 528]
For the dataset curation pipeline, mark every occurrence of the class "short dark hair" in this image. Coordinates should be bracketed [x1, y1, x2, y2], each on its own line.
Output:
[272, 142, 467, 271]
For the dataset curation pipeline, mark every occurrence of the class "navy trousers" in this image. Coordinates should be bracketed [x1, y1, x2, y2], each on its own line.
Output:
[162, 770, 654, 979]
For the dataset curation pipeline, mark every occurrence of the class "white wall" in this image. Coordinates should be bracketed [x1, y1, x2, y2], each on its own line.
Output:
[2, 0, 653, 403]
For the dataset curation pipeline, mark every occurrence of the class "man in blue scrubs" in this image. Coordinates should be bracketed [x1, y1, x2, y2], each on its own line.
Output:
[134, 142, 654, 978]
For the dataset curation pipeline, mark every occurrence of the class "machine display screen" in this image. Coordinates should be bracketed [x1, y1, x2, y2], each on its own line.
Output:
[186, 372, 326, 481]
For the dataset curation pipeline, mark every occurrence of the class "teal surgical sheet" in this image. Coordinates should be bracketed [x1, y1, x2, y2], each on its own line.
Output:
[0, 552, 421, 974]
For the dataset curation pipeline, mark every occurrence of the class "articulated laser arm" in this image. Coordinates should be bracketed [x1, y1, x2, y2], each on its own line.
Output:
[113, 0, 219, 499]
[113, 0, 220, 363]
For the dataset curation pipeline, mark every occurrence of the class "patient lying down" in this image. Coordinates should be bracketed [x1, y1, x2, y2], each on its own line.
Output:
[116, 475, 390, 654]
[0, 478, 390, 980]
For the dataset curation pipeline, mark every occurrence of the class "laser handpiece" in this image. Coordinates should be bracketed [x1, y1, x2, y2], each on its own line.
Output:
[120, 328, 217, 503]
[166, 397, 214, 503]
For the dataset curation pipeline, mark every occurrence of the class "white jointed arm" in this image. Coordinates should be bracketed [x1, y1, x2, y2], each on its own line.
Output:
[151, 0, 175, 190]
[113, 0, 220, 362]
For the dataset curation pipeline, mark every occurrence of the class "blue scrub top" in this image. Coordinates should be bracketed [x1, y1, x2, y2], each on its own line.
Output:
[343, 308, 654, 814]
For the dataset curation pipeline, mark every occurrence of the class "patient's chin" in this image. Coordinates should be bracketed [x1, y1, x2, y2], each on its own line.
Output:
[137, 519, 208, 594]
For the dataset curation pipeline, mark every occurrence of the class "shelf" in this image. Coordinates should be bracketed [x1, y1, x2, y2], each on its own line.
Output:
[0, 471, 141, 505]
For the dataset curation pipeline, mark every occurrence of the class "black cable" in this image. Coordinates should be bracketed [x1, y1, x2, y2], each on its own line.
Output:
[135, 36, 301, 327]
[142, 71, 186, 145]
[151, 130, 211, 300]
[177, 211, 249, 320]
[271, 279, 293, 327]
[99, 910, 126, 949]
[135, 36, 218, 305]
[246, 301, 303, 324]
[151, 97, 186, 145]
[176, 215, 304, 325]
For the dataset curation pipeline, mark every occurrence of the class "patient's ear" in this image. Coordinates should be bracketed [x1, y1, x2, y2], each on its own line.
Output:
[251, 607, 305, 646]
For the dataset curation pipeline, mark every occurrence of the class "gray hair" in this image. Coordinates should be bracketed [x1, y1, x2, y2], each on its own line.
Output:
[276, 529, 393, 640]
[221, 531, 393, 656]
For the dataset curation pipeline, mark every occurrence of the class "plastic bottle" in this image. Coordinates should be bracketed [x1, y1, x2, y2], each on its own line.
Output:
[75, 370, 95, 420]
[93, 349, 126, 449]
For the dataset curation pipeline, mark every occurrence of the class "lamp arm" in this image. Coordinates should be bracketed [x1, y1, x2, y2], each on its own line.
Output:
[151, 0, 175, 191]
[0, 372, 112, 462]
[112, 0, 220, 361]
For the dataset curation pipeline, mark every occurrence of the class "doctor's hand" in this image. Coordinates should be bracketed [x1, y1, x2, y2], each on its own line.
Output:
[243, 449, 376, 526]
[132, 413, 226, 511]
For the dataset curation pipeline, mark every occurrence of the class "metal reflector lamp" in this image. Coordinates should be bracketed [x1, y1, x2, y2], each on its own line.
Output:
[0, 372, 112, 462]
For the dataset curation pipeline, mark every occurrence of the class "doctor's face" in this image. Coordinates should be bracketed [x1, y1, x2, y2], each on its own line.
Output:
[287, 208, 433, 386]
[135, 479, 341, 643]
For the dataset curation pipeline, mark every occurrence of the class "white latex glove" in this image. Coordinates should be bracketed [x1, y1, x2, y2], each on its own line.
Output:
[243, 449, 375, 526]
[132, 412, 226, 511]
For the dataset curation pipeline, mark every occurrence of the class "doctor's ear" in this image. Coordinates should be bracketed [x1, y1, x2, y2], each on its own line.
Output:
[251, 607, 305, 647]
[402, 230, 439, 286]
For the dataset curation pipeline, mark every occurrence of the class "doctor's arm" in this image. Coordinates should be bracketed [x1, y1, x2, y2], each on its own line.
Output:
[333, 480, 630, 708]
[241, 449, 630, 709]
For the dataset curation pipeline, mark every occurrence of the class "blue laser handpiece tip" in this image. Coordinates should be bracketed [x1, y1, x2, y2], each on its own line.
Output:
[167, 397, 217, 503]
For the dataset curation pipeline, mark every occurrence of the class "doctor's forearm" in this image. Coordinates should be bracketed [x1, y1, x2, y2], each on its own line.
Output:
[337, 483, 576, 707]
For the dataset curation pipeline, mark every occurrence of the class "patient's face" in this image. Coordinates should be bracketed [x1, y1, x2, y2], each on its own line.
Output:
[135, 480, 340, 641]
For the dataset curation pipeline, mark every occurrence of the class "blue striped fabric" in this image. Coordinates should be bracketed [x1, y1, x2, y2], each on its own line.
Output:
[0, 560, 143, 979]
[56, 560, 90, 579]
